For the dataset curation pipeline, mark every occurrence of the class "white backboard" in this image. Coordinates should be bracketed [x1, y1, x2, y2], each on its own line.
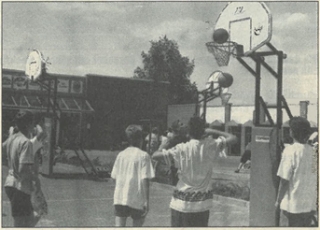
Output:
[25, 50, 44, 81]
[215, 2, 272, 55]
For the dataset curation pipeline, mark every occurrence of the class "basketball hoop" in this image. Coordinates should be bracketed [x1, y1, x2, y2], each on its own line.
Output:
[206, 41, 239, 67]
[25, 50, 46, 82]
[220, 92, 232, 106]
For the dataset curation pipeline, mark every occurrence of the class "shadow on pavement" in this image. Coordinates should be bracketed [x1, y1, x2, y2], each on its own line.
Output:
[40, 173, 110, 182]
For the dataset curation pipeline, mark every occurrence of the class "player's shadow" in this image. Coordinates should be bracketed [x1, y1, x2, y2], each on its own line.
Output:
[40, 172, 110, 182]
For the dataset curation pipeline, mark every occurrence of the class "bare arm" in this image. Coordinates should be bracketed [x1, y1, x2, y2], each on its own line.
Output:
[35, 124, 46, 141]
[152, 150, 173, 165]
[2, 140, 8, 166]
[205, 128, 237, 145]
[275, 178, 289, 206]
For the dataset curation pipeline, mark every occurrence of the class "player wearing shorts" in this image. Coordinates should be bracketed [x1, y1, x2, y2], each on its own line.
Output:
[152, 117, 237, 227]
[3, 111, 40, 227]
[235, 142, 251, 173]
[111, 125, 155, 227]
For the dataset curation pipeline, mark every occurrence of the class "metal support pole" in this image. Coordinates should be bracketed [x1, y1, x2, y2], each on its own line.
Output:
[46, 79, 51, 114]
[48, 78, 58, 175]
[275, 51, 284, 227]
[202, 91, 207, 122]
[254, 57, 261, 126]
[277, 52, 284, 129]
[195, 91, 200, 116]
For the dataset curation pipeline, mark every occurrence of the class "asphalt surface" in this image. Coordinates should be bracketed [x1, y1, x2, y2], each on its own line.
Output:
[2, 155, 250, 227]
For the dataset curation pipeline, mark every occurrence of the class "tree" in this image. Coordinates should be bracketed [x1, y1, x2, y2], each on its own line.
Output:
[134, 36, 198, 104]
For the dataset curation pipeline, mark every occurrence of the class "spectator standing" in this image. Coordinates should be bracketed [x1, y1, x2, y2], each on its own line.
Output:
[145, 127, 161, 155]
[234, 142, 252, 173]
[158, 120, 188, 185]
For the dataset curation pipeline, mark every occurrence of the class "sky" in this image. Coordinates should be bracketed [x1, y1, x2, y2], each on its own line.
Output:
[2, 1, 318, 105]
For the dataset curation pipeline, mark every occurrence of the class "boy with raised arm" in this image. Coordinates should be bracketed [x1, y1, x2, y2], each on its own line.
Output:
[152, 116, 237, 227]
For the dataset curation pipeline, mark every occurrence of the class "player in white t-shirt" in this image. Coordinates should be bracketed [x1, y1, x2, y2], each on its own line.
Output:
[111, 125, 155, 227]
[152, 116, 237, 227]
[276, 117, 317, 227]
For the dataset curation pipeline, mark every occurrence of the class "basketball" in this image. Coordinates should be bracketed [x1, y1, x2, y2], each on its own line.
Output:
[218, 72, 233, 88]
[212, 28, 229, 44]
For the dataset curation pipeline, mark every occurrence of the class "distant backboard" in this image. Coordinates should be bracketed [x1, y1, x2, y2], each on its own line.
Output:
[215, 2, 272, 56]
[25, 50, 45, 81]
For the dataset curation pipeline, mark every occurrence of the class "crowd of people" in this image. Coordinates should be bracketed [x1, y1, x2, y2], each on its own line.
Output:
[2, 110, 318, 227]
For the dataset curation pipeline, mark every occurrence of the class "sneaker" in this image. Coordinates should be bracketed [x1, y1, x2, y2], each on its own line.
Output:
[234, 169, 240, 173]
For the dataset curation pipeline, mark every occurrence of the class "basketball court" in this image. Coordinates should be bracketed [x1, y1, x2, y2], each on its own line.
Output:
[2, 163, 249, 227]
[2, 1, 317, 227]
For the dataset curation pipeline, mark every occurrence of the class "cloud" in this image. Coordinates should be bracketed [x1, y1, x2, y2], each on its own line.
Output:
[272, 12, 315, 48]
[43, 2, 135, 15]
[2, 2, 318, 106]
[273, 13, 311, 30]
[132, 18, 205, 42]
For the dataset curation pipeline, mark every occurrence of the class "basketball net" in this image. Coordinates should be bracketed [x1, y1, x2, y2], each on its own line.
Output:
[220, 92, 232, 106]
[206, 41, 237, 67]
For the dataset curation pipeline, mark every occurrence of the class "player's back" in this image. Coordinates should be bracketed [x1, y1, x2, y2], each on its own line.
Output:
[111, 146, 154, 210]
[5, 132, 32, 173]
[175, 137, 223, 190]
[285, 143, 317, 211]
[288, 143, 315, 180]
[115, 147, 149, 176]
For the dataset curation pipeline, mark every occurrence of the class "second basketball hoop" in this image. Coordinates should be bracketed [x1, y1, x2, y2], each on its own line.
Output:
[205, 70, 233, 105]
[25, 50, 46, 82]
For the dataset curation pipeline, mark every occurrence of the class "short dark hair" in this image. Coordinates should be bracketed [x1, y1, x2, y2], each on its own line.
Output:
[125, 125, 143, 147]
[151, 127, 159, 135]
[188, 116, 205, 139]
[15, 110, 34, 132]
[171, 120, 183, 133]
[289, 116, 311, 144]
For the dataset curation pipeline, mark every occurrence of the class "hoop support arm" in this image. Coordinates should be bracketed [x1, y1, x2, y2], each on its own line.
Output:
[259, 96, 275, 126]
[266, 42, 278, 53]
[236, 57, 258, 78]
[281, 95, 293, 119]
[260, 58, 279, 79]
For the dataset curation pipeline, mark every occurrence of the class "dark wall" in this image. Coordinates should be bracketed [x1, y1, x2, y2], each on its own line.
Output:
[1, 69, 169, 150]
[86, 75, 170, 149]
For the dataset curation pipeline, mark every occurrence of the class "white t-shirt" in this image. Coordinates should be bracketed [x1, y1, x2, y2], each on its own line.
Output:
[111, 146, 155, 210]
[162, 136, 226, 213]
[277, 142, 317, 213]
